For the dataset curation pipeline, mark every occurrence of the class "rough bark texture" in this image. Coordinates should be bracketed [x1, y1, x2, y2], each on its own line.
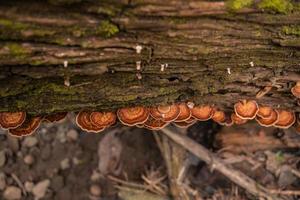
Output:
[0, 0, 300, 115]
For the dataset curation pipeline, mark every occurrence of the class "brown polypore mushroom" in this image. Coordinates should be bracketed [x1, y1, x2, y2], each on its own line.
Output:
[90, 111, 117, 127]
[212, 108, 226, 124]
[174, 103, 192, 122]
[274, 110, 295, 129]
[150, 104, 180, 122]
[234, 100, 258, 120]
[174, 117, 196, 128]
[231, 113, 247, 125]
[257, 106, 273, 119]
[191, 105, 214, 121]
[255, 109, 278, 127]
[143, 116, 168, 130]
[8, 116, 41, 137]
[291, 81, 300, 98]
[117, 106, 149, 126]
[44, 112, 68, 123]
[224, 115, 234, 127]
[0, 112, 26, 129]
[76, 111, 105, 133]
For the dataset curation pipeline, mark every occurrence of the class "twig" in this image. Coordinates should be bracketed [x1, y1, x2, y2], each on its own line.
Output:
[141, 175, 167, 196]
[290, 168, 300, 179]
[269, 190, 300, 196]
[11, 173, 26, 195]
[108, 175, 146, 190]
[160, 126, 283, 200]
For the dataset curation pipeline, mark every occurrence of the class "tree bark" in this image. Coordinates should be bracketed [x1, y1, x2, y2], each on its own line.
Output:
[0, 0, 299, 115]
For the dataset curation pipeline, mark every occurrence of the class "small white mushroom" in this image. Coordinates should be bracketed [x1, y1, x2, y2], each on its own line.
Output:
[249, 61, 254, 67]
[187, 102, 195, 109]
[136, 73, 142, 80]
[136, 61, 141, 71]
[227, 67, 231, 75]
[64, 77, 70, 87]
[135, 45, 142, 54]
[63, 60, 68, 68]
[160, 64, 165, 72]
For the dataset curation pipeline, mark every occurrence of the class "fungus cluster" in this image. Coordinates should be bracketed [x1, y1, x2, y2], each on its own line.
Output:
[0, 112, 67, 137]
[72, 100, 297, 133]
[0, 99, 299, 137]
[76, 111, 116, 133]
[291, 81, 300, 99]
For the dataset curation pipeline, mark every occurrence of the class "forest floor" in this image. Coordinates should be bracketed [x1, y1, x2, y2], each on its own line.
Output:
[0, 114, 300, 200]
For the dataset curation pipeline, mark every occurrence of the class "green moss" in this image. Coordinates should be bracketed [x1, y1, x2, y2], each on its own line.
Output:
[39, 83, 77, 95]
[282, 26, 300, 36]
[226, 0, 254, 11]
[30, 29, 56, 37]
[258, 0, 293, 14]
[53, 37, 68, 45]
[96, 20, 119, 38]
[171, 17, 188, 24]
[96, 7, 118, 17]
[0, 19, 28, 30]
[7, 43, 28, 58]
[16, 100, 28, 110]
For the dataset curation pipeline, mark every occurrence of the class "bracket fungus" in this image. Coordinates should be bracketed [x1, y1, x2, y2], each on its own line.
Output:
[90, 111, 117, 127]
[8, 116, 41, 137]
[257, 106, 274, 119]
[231, 113, 247, 125]
[76, 111, 105, 133]
[143, 116, 168, 130]
[224, 115, 234, 127]
[255, 109, 279, 127]
[117, 106, 149, 126]
[0, 112, 26, 129]
[1, 98, 298, 137]
[150, 104, 180, 122]
[212, 109, 226, 124]
[274, 110, 296, 129]
[191, 105, 214, 121]
[174, 103, 192, 122]
[174, 117, 196, 128]
[44, 112, 68, 123]
[291, 81, 300, 98]
[234, 100, 258, 120]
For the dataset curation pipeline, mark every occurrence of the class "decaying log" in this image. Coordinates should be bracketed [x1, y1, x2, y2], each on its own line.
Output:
[0, 0, 299, 115]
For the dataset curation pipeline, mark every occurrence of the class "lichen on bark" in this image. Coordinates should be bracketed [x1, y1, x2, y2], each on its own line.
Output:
[0, 0, 299, 115]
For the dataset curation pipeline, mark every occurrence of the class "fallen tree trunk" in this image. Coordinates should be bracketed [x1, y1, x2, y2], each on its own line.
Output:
[0, 0, 299, 115]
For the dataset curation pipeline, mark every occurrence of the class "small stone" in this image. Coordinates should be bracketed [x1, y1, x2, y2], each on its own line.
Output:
[66, 129, 78, 141]
[3, 186, 22, 200]
[278, 165, 297, 188]
[40, 144, 51, 160]
[90, 170, 101, 182]
[6, 136, 19, 152]
[16, 151, 23, 158]
[0, 173, 6, 190]
[89, 185, 101, 197]
[72, 157, 80, 165]
[50, 176, 64, 192]
[32, 179, 50, 200]
[23, 155, 34, 165]
[24, 181, 34, 192]
[23, 137, 38, 148]
[56, 130, 66, 143]
[0, 150, 6, 167]
[60, 158, 70, 170]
